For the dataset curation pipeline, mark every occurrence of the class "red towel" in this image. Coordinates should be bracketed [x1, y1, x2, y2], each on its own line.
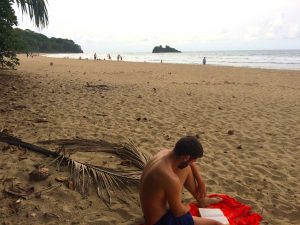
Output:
[189, 194, 262, 225]
[140, 194, 262, 225]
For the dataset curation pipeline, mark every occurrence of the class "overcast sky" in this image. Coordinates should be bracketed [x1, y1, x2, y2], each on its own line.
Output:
[14, 0, 300, 53]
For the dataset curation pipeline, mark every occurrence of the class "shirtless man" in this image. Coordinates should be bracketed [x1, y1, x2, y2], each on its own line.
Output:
[139, 136, 223, 225]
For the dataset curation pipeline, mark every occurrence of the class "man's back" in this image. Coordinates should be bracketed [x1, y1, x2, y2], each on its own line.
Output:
[140, 149, 173, 225]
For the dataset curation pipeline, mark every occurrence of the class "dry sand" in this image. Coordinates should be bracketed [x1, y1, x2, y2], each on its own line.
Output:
[0, 55, 299, 225]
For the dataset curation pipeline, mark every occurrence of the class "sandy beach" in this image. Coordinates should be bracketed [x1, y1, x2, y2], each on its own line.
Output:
[0, 55, 299, 225]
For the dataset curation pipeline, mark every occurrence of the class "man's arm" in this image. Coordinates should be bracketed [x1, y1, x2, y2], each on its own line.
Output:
[165, 175, 190, 217]
[190, 162, 206, 199]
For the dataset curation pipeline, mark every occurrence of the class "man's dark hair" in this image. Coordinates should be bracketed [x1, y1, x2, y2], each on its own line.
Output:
[173, 136, 204, 159]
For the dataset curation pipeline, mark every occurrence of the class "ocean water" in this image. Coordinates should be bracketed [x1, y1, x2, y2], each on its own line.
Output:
[44, 50, 300, 70]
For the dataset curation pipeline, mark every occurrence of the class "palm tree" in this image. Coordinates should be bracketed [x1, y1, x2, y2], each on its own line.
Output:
[14, 0, 49, 28]
[0, 0, 48, 68]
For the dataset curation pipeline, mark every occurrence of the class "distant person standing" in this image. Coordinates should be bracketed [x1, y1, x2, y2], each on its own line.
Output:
[107, 53, 111, 60]
[203, 57, 206, 65]
[94, 53, 97, 60]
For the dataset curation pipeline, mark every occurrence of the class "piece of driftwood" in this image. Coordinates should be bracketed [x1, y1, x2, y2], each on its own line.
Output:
[85, 83, 111, 91]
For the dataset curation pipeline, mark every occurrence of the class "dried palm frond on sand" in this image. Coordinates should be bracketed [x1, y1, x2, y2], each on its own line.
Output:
[0, 131, 151, 205]
[39, 138, 149, 170]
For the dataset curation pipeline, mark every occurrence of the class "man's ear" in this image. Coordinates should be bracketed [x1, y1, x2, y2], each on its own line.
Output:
[183, 155, 190, 161]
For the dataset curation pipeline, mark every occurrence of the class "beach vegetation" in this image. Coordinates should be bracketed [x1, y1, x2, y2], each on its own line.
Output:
[0, 0, 48, 69]
[0, 0, 19, 69]
[13, 28, 83, 53]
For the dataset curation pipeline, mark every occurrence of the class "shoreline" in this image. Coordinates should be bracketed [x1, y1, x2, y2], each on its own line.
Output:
[39, 51, 300, 71]
[1, 55, 300, 225]
[23, 54, 300, 72]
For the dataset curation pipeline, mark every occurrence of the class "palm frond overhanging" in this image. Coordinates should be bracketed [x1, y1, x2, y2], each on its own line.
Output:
[0, 132, 151, 205]
[14, 0, 49, 28]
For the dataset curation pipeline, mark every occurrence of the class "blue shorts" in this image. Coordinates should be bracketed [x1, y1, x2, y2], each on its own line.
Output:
[154, 211, 194, 225]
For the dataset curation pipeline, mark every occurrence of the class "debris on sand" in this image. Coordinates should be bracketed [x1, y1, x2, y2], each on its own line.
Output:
[4, 183, 34, 199]
[29, 167, 49, 181]
[227, 130, 235, 135]
[85, 82, 111, 91]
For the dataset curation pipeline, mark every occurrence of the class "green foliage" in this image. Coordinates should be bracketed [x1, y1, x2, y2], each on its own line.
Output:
[0, 0, 19, 69]
[1, 0, 81, 69]
[14, 0, 48, 28]
[13, 28, 83, 53]
[1, 0, 49, 69]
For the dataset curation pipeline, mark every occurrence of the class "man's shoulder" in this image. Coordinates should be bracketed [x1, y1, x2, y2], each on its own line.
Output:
[154, 165, 179, 185]
[144, 149, 177, 180]
[153, 148, 170, 158]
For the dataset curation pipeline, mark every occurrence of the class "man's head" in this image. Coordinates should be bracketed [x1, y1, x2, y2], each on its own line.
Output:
[173, 136, 204, 169]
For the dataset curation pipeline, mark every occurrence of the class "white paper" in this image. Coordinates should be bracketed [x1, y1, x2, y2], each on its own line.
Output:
[199, 208, 224, 217]
[198, 208, 230, 225]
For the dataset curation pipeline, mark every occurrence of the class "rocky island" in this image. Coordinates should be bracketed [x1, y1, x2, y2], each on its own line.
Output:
[152, 45, 181, 53]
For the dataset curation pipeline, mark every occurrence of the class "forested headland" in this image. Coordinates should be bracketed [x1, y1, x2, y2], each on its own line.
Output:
[13, 28, 83, 53]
